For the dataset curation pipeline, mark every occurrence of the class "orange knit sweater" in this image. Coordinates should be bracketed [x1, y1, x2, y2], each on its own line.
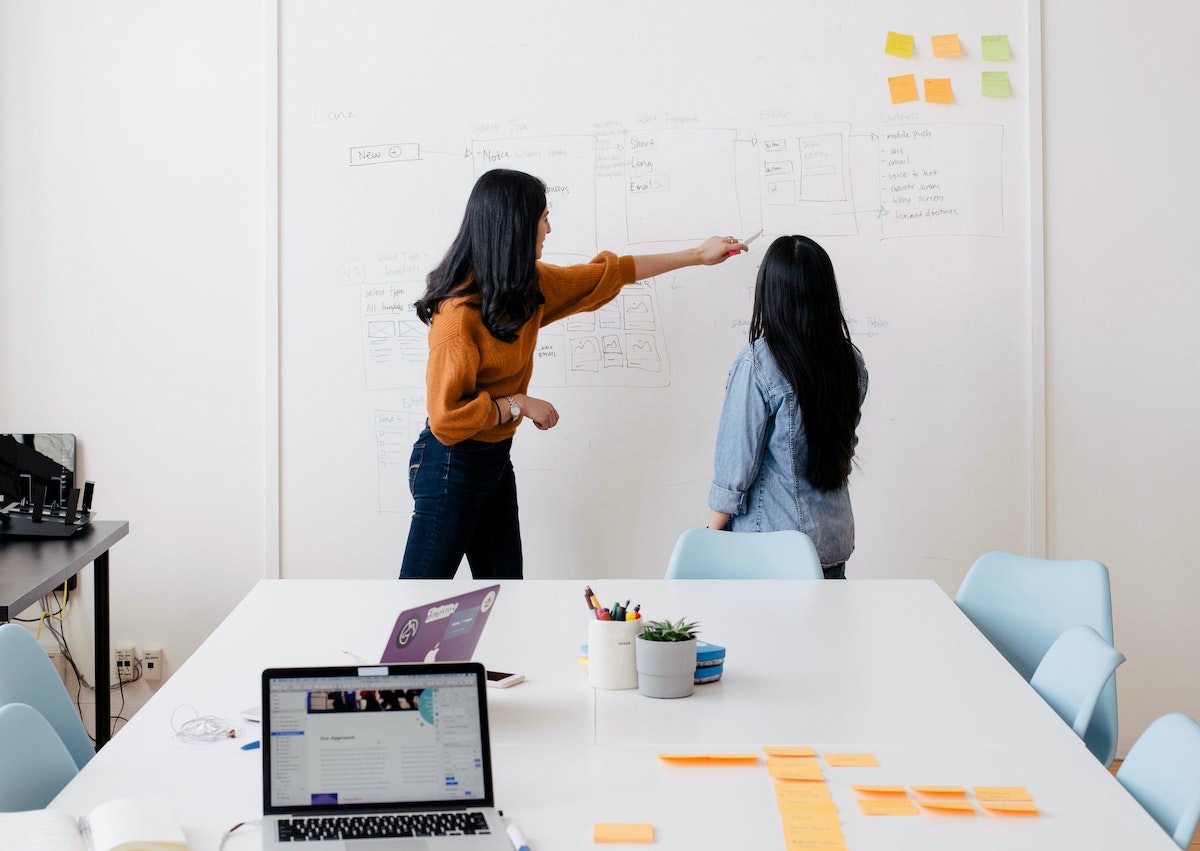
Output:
[425, 251, 638, 445]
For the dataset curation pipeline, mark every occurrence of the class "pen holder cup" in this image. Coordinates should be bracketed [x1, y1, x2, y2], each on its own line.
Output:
[587, 618, 642, 690]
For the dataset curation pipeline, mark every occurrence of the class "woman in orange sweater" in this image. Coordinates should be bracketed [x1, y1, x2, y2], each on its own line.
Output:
[400, 168, 745, 579]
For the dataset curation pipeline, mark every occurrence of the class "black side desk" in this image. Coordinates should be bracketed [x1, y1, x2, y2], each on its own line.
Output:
[0, 519, 129, 750]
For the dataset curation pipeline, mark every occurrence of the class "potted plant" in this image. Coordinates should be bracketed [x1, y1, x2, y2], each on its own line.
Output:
[635, 618, 699, 698]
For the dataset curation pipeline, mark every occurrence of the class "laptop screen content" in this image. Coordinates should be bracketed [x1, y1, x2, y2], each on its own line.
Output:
[263, 667, 492, 814]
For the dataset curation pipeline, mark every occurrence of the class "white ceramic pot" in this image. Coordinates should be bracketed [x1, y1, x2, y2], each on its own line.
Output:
[635, 636, 697, 698]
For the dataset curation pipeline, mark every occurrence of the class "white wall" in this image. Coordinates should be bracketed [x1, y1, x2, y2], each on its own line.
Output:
[0, 1, 1196, 754]
[0, 1, 269, 732]
[1041, 1, 1200, 747]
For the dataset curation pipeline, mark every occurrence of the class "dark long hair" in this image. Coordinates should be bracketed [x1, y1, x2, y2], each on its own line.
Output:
[415, 169, 547, 342]
[750, 235, 862, 492]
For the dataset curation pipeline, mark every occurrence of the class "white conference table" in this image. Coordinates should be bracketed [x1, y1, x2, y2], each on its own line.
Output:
[50, 579, 1175, 850]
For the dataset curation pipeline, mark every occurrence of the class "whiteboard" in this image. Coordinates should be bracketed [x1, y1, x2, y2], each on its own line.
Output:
[278, 0, 1041, 586]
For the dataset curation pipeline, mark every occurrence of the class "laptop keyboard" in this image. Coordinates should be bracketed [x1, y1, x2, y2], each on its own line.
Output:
[277, 811, 491, 841]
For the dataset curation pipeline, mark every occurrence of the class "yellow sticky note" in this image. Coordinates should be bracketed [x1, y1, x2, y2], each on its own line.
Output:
[782, 828, 847, 849]
[981, 801, 1040, 815]
[776, 783, 835, 807]
[982, 71, 1011, 97]
[917, 799, 977, 814]
[888, 74, 919, 104]
[851, 785, 907, 795]
[885, 31, 915, 58]
[924, 78, 954, 104]
[931, 34, 961, 57]
[911, 785, 967, 797]
[858, 798, 920, 816]
[823, 753, 879, 768]
[594, 823, 654, 843]
[981, 34, 1012, 60]
[973, 786, 1033, 801]
[764, 746, 817, 758]
[768, 758, 825, 781]
[657, 752, 758, 763]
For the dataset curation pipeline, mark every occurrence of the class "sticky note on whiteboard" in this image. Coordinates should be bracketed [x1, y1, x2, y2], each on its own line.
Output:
[931, 34, 962, 57]
[981, 34, 1012, 60]
[982, 71, 1012, 97]
[888, 74, 920, 104]
[885, 31, 915, 58]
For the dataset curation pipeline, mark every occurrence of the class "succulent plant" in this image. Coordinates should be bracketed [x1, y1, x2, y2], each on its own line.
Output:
[638, 617, 700, 642]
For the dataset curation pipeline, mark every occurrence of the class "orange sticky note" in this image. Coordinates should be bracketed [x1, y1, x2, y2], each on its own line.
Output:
[885, 31, 915, 58]
[888, 74, 919, 104]
[911, 786, 967, 797]
[782, 828, 847, 848]
[823, 753, 879, 768]
[858, 798, 920, 816]
[924, 78, 953, 104]
[657, 752, 758, 763]
[931, 34, 961, 57]
[779, 804, 841, 830]
[768, 759, 825, 781]
[980, 801, 1040, 815]
[764, 746, 817, 758]
[973, 786, 1034, 801]
[917, 799, 976, 814]
[594, 823, 654, 843]
[776, 783, 835, 807]
[851, 785, 907, 795]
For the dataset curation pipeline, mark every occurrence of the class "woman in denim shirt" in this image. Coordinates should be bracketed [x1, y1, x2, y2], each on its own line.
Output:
[707, 235, 867, 578]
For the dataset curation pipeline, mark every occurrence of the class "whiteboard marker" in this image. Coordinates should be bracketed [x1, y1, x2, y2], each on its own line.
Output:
[727, 228, 763, 255]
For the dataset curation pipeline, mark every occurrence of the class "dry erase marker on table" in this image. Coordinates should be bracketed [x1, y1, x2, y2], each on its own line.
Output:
[506, 822, 531, 851]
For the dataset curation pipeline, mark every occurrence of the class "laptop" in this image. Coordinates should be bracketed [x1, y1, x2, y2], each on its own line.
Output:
[261, 662, 511, 849]
[380, 586, 500, 665]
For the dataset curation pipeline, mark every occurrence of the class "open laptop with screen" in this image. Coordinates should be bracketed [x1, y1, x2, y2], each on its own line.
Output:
[261, 662, 510, 850]
[380, 586, 500, 665]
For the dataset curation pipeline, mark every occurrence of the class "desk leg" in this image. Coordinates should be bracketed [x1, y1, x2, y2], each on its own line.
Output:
[93, 551, 110, 750]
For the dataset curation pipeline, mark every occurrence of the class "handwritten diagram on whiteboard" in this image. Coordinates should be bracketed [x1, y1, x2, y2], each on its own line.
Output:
[344, 122, 1004, 396]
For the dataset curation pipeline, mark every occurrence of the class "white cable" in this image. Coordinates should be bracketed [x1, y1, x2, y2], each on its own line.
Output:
[170, 705, 239, 743]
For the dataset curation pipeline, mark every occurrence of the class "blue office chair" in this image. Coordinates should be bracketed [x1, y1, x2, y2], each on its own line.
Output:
[0, 623, 94, 769]
[1029, 625, 1125, 739]
[1115, 713, 1200, 849]
[953, 551, 1119, 766]
[0, 702, 80, 811]
[664, 528, 823, 579]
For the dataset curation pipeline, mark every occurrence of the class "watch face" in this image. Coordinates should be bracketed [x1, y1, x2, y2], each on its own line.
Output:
[509, 403, 521, 417]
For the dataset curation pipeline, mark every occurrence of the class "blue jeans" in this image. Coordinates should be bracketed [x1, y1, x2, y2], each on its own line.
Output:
[399, 425, 523, 579]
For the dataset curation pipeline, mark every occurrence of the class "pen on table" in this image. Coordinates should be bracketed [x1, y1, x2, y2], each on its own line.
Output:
[506, 821, 531, 851]
[241, 739, 260, 750]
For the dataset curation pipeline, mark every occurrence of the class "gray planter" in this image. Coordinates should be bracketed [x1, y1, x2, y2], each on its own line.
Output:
[635, 636, 697, 698]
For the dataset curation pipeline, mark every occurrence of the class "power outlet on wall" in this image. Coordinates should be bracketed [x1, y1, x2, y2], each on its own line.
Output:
[115, 645, 136, 682]
[142, 647, 163, 682]
[45, 648, 67, 682]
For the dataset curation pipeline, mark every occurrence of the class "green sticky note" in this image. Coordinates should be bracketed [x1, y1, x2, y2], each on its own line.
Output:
[981, 35, 1011, 61]
[982, 71, 1011, 97]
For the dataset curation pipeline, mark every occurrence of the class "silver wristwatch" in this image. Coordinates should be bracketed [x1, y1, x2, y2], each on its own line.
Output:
[506, 395, 521, 421]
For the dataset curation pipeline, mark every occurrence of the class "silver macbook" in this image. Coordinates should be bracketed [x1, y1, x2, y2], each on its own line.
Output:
[261, 662, 510, 850]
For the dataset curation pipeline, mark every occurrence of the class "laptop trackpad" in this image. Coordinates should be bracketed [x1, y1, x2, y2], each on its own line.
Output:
[350, 841, 430, 850]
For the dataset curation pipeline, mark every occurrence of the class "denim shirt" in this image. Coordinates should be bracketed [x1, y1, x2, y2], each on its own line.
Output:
[708, 340, 868, 566]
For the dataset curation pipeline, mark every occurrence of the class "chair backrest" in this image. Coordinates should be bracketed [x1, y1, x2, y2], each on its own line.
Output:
[953, 551, 1118, 765]
[0, 623, 94, 769]
[0, 702, 80, 811]
[1116, 713, 1200, 849]
[664, 528, 823, 580]
[1029, 625, 1125, 737]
